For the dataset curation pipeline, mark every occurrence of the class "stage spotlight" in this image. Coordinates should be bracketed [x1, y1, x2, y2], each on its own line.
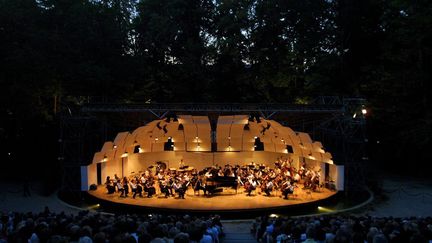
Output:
[361, 108, 367, 115]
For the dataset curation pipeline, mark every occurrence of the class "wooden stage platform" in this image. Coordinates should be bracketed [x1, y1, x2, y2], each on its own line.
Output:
[88, 185, 338, 212]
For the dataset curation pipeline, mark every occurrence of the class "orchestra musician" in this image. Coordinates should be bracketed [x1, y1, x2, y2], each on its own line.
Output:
[144, 179, 156, 198]
[130, 178, 143, 198]
[281, 180, 295, 199]
[159, 179, 171, 198]
[122, 177, 129, 197]
[106, 156, 325, 202]
[244, 179, 257, 196]
[173, 179, 187, 199]
[117, 179, 125, 197]
[262, 180, 274, 196]
[105, 176, 115, 194]
[193, 175, 207, 195]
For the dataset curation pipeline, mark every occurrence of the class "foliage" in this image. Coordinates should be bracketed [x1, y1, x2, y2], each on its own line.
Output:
[1, 0, 431, 172]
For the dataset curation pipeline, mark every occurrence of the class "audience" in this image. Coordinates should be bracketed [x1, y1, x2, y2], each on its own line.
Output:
[0, 209, 223, 243]
[2, 208, 432, 243]
[251, 214, 432, 243]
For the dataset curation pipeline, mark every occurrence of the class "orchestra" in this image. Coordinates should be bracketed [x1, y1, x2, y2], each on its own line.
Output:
[103, 157, 323, 200]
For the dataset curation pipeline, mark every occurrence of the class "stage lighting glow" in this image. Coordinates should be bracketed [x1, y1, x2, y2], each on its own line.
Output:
[113, 145, 117, 149]
[317, 206, 333, 213]
[254, 136, 258, 139]
[87, 204, 100, 210]
[353, 113, 357, 118]
[362, 108, 367, 115]
[155, 137, 159, 141]
[138, 148, 144, 153]
[269, 214, 279, 218]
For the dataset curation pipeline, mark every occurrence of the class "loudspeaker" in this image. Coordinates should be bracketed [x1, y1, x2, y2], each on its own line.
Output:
[286, 145, 293, 153]
[89, 184, 97, 191]
[134, 145, 140, 153]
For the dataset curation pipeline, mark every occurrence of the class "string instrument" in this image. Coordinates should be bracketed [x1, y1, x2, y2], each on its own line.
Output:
[244, 180, 252, 190]
[260, 180, 267, 191]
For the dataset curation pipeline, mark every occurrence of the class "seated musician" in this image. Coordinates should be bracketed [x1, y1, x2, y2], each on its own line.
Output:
[310, 170, 321, 191]
[281, 180, 295, 199]
[130, 179, 143, 198]
[144, 179, 156, 198]
[293, 173, 301, 183]
[173, 179, 186, 199]
[105, 176, 115, 194]
[122, 177, 129, 197]
[116, 179, 125, 197]
[204, 169, 212, 178]
[194, 176, 207, 195]
[244, 179, 257, 196]
[159, 179, 171, 198]
[114, 174, 120, 183]
[263, 180, 274, 196]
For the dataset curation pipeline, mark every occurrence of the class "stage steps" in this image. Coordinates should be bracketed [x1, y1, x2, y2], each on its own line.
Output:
[221, 220, 256, 243]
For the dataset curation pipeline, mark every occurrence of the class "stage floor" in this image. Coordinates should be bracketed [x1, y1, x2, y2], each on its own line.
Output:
[88, 185, 337, 211]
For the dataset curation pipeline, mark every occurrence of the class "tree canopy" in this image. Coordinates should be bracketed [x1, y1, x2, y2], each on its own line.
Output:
[1, 0, 431, 174]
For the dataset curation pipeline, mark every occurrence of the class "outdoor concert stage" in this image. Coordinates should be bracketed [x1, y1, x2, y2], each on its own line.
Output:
[82, 115, 344, 215]
[87, 185, 338, 213]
